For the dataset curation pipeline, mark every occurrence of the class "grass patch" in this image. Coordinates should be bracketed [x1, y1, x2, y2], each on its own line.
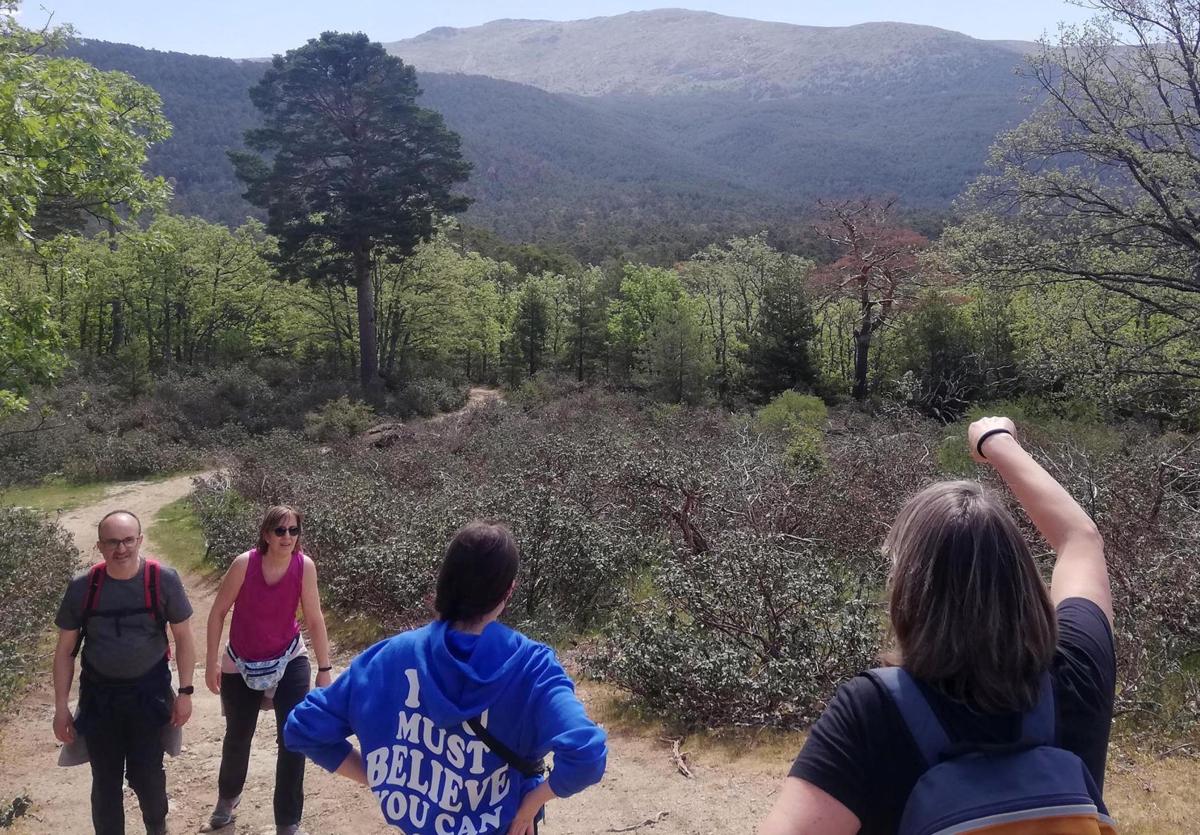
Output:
[0, 479, 110, 513]
[146, 496, 208, 574]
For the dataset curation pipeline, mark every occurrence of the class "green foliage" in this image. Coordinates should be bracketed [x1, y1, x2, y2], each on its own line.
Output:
[0, 9, 169, 242]
[755, 390, 827, 434]
[0, 287, 64, 415]
[190, 472, 259, 570]
[756, 391, 828, 472]
[303, 396, 376, 443]
[0, 506, 75, 707]
[644, 292, 712, 405]
[232, 31, 471, 391]
[584, 535, 879, 728]
[146, 495, 207, 574]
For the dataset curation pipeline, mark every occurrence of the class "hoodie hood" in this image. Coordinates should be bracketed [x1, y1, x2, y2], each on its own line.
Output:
[412, 619, 540, 726]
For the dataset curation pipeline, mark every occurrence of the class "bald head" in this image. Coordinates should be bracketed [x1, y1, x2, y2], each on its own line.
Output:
[97, 510, 142, 538]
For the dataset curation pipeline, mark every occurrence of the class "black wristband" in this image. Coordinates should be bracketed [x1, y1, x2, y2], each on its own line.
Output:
[176, 685, 195, 695]
[976, 428, 1013, 459]
[318, 666, 333, 672]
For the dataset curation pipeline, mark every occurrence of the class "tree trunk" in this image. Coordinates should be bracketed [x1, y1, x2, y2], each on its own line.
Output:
[110, 299, 125, 354]
[852, 328, 872, 401]
[355, 245, 381, 397]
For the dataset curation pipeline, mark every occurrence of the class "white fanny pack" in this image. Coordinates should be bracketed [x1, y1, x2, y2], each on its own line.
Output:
[227, 633, 302, 691]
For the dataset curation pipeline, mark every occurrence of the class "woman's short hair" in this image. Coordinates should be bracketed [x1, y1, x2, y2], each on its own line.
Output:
[435, 521, 519, 623]
[256, 505, 304, 555]
[885, 480, 1056, 713]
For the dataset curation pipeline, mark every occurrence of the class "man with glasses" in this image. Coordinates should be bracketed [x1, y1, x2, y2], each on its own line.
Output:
[51, 510, 196, 835]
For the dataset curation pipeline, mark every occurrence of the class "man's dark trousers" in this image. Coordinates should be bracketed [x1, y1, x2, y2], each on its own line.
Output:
[80, 664, 171, 835]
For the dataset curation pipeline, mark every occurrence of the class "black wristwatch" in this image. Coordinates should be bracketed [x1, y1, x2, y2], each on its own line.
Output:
[177, 685, 195, 695]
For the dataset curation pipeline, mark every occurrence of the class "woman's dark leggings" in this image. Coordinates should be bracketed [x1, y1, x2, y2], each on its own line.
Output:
[217, 655, 310, 826]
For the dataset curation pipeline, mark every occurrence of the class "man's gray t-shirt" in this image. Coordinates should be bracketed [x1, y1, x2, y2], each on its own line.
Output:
[55, 558, 193, 679]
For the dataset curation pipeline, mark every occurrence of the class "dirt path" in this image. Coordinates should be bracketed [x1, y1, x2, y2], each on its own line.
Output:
[0, 456, 1196, 833]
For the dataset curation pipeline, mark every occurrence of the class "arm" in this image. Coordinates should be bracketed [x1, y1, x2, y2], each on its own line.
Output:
[52, 629, 78, 743]
[530, 655, 607, 800]
[506, 781, 556, 835]
[283, 659, 357, 774]
[969, 417, 1113, 625]
[205, 554, 249, 695]
[169, 617, 195, 726]
[300, 555, 333, 688]
[334, 748, 369, 785]
[758, 778, 860, 835]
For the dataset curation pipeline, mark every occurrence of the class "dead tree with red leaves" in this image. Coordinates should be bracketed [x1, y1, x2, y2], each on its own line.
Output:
[813, 198, 928, 400]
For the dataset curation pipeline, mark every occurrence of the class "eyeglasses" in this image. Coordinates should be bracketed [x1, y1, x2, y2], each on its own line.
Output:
[100, 536, 139, 550]
[273, 526, 301, 537]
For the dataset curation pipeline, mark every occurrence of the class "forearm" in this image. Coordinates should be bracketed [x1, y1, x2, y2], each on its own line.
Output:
[521, 780, 555, 811]
[335, 748, 368, 785]
[985, 434, 1100, 552]
[205, 607, 225, 668]
[52, 650, 75, 710]
[308, 613, 332, 669]
[174, 628, 196, 689]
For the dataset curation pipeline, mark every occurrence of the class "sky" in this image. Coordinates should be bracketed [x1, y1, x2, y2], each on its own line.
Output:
[15, 1, 1100, 60]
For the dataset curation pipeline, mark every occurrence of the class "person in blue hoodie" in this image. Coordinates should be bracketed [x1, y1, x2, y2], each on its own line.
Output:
[284, 520, 607, 835]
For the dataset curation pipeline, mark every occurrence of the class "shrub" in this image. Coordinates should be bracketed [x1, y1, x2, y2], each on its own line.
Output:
[190, 474, 259, 570]
[754, 390, 828, 434]
[61, 430, 197, 484]
[755, 390, 829, 471]
[303, 396, 376, 443]
[583, 534, 880, 728]
[0, 508, 76, 707]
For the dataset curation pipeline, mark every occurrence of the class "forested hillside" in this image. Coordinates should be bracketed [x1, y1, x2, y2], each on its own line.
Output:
[67, 12, 1037, 250]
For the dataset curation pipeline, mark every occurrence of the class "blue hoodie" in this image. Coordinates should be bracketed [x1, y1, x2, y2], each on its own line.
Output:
[284, 620, 607, 834]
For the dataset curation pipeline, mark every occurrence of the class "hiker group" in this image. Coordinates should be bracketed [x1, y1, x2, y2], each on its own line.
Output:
[52, 416, 1117, 835]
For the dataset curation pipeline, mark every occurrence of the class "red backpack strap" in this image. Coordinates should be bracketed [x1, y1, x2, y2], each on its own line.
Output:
[72, 563, 107, 657]
[143, 559, 172, 661]
[84, 562, 107, 614]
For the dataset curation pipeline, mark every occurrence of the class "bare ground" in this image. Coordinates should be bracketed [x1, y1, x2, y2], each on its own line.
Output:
[1, 402, 1196, 833]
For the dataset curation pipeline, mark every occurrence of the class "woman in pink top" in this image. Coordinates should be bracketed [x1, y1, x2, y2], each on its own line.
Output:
[203, 505, 333, 835]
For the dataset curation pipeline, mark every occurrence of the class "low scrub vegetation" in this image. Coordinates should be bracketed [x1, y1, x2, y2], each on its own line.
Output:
[0, 508, 76, 707]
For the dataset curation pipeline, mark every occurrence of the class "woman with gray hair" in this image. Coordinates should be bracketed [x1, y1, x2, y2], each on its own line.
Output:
[760, 417, 1116, 835]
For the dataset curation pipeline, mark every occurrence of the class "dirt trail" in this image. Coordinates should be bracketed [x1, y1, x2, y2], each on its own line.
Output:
[1, 400, 1196, 833]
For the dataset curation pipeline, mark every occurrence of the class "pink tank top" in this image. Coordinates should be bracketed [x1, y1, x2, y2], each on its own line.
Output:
[229, 548, 303, 661]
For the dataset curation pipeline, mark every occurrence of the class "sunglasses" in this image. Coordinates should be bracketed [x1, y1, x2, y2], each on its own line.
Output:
[273, 526, 301, 537]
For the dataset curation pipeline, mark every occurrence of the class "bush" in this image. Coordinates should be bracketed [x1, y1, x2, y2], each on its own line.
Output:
[583, 534, 880, 728]
[756, 390, 828, 471]
[0, 508, 75, 706]
[303, 396, 376, 443]
[754, 390, 828, 434]
[60, 430, 197, 484]
[387, 379, 469, 419]
[190, 474, 259, 570]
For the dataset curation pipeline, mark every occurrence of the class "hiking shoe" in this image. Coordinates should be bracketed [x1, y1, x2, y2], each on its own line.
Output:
[277, 826, 308, 835]
[200, 795, 240, 831]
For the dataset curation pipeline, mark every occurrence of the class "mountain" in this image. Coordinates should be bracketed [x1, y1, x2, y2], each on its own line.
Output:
[385, 10, 1033, 97]
[65, 10, 1044, 256]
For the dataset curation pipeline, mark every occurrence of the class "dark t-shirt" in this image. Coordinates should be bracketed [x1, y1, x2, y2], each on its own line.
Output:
[789, 598, 1116, 834]
[55, 558, 193, 679]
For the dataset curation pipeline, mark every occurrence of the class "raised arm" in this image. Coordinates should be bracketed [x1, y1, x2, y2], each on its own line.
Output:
[968, 417, 1113, 626]
[205, 553, 249, 695]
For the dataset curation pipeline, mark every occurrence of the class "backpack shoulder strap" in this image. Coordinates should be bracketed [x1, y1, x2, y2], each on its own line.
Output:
[72, 563, 108, 657]
[143, 559, 165, 623]
[143, 558, 172, 661]
[466, 717, 547, 779]
[866, 666, 951, 768]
